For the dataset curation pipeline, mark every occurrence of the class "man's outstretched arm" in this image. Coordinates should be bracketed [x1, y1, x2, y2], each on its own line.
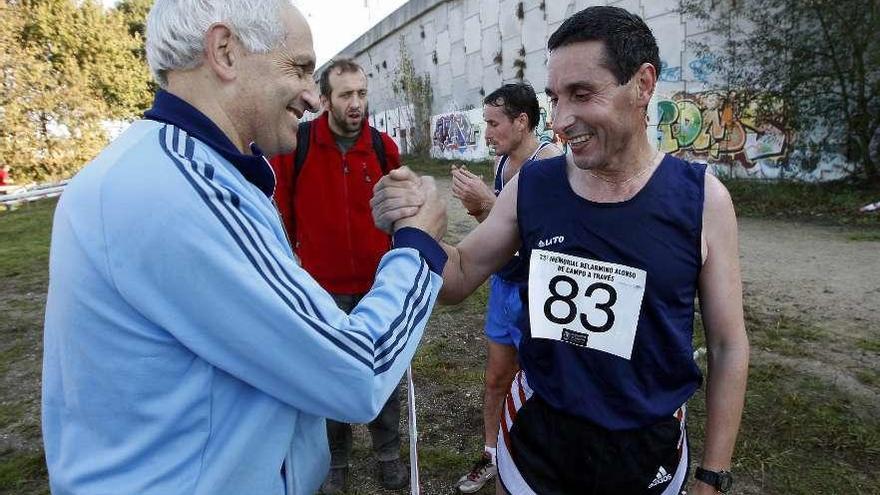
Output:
[372, 167, 521, 305]
[692, 174, 750, 494]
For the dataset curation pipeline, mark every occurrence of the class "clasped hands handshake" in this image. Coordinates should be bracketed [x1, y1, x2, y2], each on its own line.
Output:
[371, 164, 496, 239]
[370, 167, 447, 239]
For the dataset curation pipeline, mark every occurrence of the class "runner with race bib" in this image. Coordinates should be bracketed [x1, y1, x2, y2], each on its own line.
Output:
[371, 6, 748, 495]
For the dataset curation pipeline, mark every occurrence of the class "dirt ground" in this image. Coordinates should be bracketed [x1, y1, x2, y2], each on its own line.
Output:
[739, 218, 880, 405]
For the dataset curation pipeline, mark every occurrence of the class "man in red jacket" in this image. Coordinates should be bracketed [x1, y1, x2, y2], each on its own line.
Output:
[269, 58, 404, 494]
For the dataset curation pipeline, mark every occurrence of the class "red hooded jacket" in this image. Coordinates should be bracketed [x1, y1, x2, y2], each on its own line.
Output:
[269, 112, 400, 294]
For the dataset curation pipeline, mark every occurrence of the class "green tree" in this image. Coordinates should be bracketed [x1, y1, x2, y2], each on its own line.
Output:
[20, 0, 152, 118]
[1, 0, 153, 182]
[1, 0, 107, 181]
[680, 0, 880, 183]
[114, 0, 156, 95]
[115, 0, 152, 40]
[392, 38, 433, 155]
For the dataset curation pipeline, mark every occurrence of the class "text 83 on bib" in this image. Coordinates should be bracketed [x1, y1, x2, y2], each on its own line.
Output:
[528, 249, 647, 360]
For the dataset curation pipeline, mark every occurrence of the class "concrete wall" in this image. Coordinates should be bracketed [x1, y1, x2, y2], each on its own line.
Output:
[324, 0, 852, 180]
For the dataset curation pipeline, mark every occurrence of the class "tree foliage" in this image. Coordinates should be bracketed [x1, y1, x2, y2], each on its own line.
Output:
[1, 0, 152, 182]
[392, 38, 433, 156]
[680, 0, 880, 183]
[115, 0, 152, 40]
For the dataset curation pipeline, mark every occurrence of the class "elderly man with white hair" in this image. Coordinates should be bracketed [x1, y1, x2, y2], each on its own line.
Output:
[41, 1, 447, 494]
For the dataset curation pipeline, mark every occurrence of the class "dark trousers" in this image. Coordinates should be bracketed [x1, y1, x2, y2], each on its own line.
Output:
[328, 293, 402, 468]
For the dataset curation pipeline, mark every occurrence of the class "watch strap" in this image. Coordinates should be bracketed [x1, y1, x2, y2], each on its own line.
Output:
[694, 467, 733, 493]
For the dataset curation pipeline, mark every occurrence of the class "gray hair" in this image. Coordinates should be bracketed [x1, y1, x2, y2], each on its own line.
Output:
[146, 0, 291, 87]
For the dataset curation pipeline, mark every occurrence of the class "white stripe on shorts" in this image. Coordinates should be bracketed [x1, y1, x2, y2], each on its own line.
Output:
[496, 370, 538, 495]
[661, 406, 689, 495]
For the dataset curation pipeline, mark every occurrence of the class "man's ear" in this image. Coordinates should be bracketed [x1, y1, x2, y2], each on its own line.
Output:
[516, 112, 529, 133]
[320, 94, 330, 112]
[633, 62, 657, 106]
[204, 22, 238, 82]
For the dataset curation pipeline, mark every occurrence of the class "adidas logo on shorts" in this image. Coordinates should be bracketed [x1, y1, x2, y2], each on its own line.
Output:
[648, 466, 673, 489]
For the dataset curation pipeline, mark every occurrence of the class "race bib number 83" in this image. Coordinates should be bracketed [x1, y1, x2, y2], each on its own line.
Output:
[528, 249, 647, 360]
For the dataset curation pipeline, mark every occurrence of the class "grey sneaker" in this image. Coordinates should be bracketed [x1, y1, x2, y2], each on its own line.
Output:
[378, 458, 408, 490]
[319, 467, 348, 494]
[456, 452, 497, 493]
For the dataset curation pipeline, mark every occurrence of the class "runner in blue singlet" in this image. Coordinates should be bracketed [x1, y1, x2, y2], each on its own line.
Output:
[449, 83, 561, 493]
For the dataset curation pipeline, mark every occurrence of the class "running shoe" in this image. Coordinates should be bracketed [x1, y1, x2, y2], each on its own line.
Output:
[456, 451, 497, 493]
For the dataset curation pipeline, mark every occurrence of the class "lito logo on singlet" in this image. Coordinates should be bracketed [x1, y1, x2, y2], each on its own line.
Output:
[537, 235, 565, 248]
[528, 249, 647, 360]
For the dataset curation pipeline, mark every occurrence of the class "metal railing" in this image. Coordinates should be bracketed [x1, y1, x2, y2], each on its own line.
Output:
[0, 181, 69, 208]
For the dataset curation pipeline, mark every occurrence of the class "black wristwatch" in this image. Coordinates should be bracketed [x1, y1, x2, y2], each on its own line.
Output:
[694, 467, 733, 493]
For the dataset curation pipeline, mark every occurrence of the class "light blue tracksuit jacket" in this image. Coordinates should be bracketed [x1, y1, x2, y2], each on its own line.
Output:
[41, 90, 447, 495]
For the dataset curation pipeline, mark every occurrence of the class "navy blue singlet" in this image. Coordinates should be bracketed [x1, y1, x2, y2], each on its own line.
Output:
[516, 153, 706, 430]
[493, 142, 554, 282]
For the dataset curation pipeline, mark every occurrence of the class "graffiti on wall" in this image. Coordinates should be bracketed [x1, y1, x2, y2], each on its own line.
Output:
[656, 91, 789, 173]
[433, 112, 480, 151]
[688, 54, 718, 84]
[659, 58, 682, 82]
[430, 108, 488, 160]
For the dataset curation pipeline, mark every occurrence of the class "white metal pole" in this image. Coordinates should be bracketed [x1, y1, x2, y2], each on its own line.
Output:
[406, 366, 420, 495]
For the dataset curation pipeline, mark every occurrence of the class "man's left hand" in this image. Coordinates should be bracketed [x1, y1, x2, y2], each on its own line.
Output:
[450, 165, 494, 216]
[371, 166, 425, 233]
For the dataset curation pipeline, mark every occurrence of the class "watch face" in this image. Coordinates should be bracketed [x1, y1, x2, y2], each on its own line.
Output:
[718, 472, 734, 491]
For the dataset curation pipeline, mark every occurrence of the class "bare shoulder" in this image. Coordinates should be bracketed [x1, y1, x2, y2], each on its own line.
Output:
[701, 172, 738, 265]
[536, 143, 564, 160]
[703, 172, 735, 222]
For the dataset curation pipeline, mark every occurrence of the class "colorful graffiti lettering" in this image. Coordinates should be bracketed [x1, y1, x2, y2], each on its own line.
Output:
[656, 91, 788, 169]
[430, 108, 488, 160]
[432, 112, 480, 151]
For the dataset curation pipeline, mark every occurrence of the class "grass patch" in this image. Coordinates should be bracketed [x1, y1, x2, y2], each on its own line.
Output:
[405, 155, 493, 179]
[855, 369, 879, 386]
[695, 308, 824, 359]
[848, 231, 880, 241]
[0, 340, 28, 377]
[0, 450, 48, 494]
[415, 446, 470, 474]
[432, 281, 489, 316]
[688, 359, 880, 493]
[856, 337, 880, 354]
[0, 402, 27, 430]
[723, 178, 880, 226]
[0, 199, 56, 283]
[690, 306, 879, 493]
[745, 309, 823, 357]
[413, 341, 483, 389]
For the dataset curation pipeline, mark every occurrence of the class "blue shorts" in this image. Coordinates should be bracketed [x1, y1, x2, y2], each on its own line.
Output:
[484, 275, 523, 348]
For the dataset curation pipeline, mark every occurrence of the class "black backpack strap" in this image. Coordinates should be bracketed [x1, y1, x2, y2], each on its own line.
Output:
[293, 121, 312, 180]
[369, 126, 389, 174]
[285, 121, 313, 245]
